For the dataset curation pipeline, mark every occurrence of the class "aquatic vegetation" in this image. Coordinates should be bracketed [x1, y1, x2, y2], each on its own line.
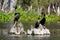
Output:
[0, 8, 60, 23]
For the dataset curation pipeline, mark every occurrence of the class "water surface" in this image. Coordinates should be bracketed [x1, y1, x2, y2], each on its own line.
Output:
[0, 22, 60, 40]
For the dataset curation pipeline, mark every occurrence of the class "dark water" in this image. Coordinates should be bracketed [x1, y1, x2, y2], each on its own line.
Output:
[0, 22, 60, 40]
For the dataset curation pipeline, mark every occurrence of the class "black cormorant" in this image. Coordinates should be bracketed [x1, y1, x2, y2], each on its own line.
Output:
[40, 14, 46, 26]
[35, 14, 46, 28]
[14, 13, 20, 23]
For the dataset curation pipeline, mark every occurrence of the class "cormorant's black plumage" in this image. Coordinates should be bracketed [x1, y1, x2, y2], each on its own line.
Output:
[14, 13, 20, 23]
[35, 18, 40, 28]
[35, 22, 40, 28]
[40, 14, 46, 26]
[35, 14, 46, 28]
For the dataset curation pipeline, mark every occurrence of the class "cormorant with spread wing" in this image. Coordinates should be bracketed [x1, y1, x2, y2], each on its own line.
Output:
[40, 14, 46, 26]
[35, 14, 46, 28]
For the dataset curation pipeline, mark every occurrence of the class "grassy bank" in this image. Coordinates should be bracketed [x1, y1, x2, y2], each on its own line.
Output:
[0, 8, 60, 23]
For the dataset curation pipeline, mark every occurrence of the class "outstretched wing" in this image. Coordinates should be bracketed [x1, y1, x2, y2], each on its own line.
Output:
[40, 17, 46, 25]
